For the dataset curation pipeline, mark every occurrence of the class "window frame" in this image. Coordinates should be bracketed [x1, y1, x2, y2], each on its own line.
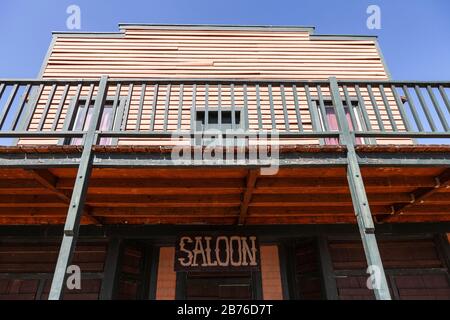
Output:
[194, 107, 244, 131]
[59, 95, 127, 145]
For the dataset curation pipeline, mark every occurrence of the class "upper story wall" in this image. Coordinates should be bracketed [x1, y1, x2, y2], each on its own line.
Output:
[19, 25, 407, 147]
[41, 25, 390, 80]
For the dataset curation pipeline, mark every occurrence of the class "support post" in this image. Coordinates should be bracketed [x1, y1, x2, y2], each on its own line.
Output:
[48, 76, 109, 300]
[100, 238, 123, 300]
[329, 77, 391, 300]
[317, 237, 338, 300]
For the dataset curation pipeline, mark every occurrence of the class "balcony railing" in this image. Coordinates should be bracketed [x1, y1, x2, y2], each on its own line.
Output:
[0, 77, 449, 147]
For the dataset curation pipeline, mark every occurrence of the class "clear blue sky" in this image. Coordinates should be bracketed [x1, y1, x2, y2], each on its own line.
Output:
[0, 0, 449, 80]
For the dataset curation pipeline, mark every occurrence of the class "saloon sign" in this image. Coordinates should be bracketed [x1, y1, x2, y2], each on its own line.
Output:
[175, 235, 260, 271]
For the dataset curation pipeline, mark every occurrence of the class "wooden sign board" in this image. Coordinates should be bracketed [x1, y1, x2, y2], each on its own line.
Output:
[175, 234, 261, 272]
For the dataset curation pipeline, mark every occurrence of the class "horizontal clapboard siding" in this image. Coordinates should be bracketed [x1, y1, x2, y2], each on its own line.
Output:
[19, 26, 408, 146]
[43, 28, 388, 80]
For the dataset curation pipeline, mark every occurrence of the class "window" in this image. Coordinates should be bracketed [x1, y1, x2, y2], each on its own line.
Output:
[70, 99, 115, 145]
[193, 109, 243, 146]
[315, 100, 363, 145]
[195, 109, 242, 130]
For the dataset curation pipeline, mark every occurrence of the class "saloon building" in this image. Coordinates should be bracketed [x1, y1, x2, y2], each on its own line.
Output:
[0, 24, 449, 300]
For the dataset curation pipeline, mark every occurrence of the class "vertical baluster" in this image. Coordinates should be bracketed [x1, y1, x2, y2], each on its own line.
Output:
[426, 86, 449, 131]
[78, 84, 95, 131]
[23, 84, 44, 131]
[438, 86, 450, 114]
[0, 84, 5, 100]
[11, 84, 31, 130]
[110, 84, 124, 145]
[292, 84, 303, 132]
[243, 84, 249, 131]
[280, 84, 290, 132]
[163, 84, 171, 132]
[51, 84, 70, 131]
[414, 85, 436, 131]
[121, 84, 134, 131]
[378, 85, 397, 131]
[149, 84, 159, 131]
[255, 84, 262, 131]
[136, 83, 146, 130]
[204, 84, 209, 129]
[0, 84, 18, 129]
[305, 84, 323, 145]
[355, 85, 373, 131]
[366, 85, 385, 131]
[391, 85, 412, 131]
[304, 85, 321, 132]
[177, 84, 184, 131]
[231, 83, 236, 129]
[268, 84, 276, 130]
[218, 84, 222, 131]
[190, 83, 197, 131]
[402, 85, 424, 131]
[109, 83, 122, 131]
[342, 85, 359, 131]
[316, 85, 329, 131]
[37, 84, 57, 131]
[58, 84, 81, 145]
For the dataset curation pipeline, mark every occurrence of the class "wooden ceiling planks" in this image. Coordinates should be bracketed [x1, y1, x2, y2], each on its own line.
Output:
[0, 163, 449, 225]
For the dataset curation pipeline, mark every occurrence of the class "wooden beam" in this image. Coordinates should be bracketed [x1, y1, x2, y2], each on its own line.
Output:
[26, 169, 101, 224]
[238, 169, 259, 225]
[92, 207, 239, 217]
[0, 195, 67, 207]
[51, 176, 440, 195]
[381, 169, 450, 222]
[84, 194, 241, 207]
[248, 205, 391, 216]
[249, 193, 414, 206]
[56, 178, 245, 194]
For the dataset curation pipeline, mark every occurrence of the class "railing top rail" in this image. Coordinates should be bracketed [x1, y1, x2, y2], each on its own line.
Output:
[0, 79, 101, 85]
[106, 78, 332, 85]
[337, 80, 450, 86]
[1, 78, 449, 86]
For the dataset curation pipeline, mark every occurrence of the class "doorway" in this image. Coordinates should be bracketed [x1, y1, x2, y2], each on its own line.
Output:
[176, 271, 262, 300]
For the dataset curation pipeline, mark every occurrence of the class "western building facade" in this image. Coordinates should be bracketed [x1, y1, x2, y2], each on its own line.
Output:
[0, 24, 449, 300]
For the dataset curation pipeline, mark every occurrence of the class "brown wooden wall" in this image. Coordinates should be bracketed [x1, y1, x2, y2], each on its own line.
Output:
[0, 241, 107, 300]
[329, 237, 450, 300]
[294, 239, 323, 299]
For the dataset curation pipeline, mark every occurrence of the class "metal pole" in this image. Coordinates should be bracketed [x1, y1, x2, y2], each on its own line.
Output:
[329, 77, 391, 300]
[48, 76, 109, 300]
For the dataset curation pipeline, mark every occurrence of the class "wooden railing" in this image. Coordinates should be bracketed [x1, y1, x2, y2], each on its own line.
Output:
[0, 77, 449, 146]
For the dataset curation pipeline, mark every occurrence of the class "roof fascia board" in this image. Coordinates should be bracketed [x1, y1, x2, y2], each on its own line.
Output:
[118, 23, 315, 33]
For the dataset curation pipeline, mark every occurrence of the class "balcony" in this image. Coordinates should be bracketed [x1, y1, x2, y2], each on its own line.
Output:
[0, 77, 449, 227]
[0, 77, 449, 146]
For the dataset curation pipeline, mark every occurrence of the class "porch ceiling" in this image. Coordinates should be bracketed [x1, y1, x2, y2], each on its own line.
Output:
[0, 144, 449, 225]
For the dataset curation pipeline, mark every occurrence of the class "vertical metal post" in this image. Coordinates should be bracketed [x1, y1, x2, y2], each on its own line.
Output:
[48, 76, 109, 300]
[329, 77, 391, 300]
